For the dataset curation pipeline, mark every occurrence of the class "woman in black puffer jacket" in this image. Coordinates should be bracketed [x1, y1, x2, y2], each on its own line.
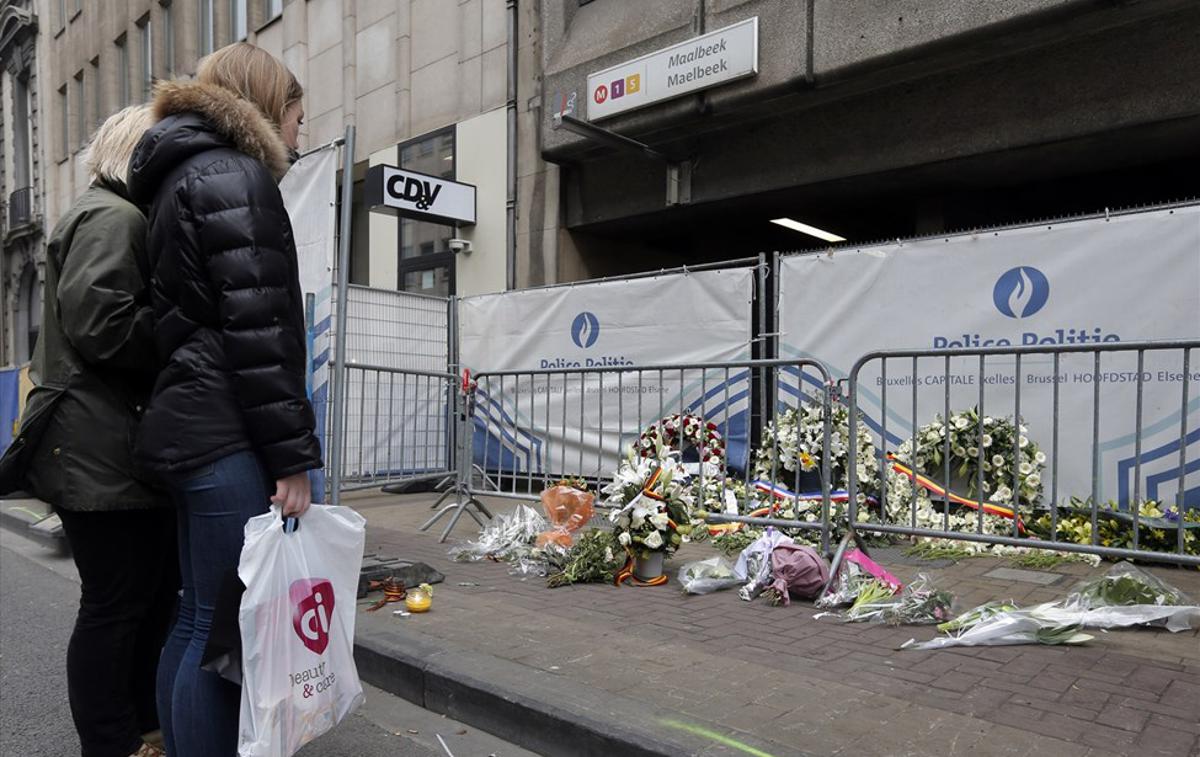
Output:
[127, 43, 321, 757]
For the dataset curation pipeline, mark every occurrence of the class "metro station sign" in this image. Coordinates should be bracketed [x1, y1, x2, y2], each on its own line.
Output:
[586, 17, 758, 121]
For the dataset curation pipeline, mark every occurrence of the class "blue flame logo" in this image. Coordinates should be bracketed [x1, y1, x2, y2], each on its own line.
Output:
[993, 266, 1050, 319]
[571, 312, 600, 348]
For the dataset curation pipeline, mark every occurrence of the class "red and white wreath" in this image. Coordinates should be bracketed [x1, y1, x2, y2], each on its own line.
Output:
[636, 413, 726, 466]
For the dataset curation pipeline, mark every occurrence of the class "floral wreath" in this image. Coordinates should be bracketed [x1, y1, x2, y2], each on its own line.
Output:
[884, 409, 1045, 535]
[636, 413, 726, 467]
[752, 400, 881, 504]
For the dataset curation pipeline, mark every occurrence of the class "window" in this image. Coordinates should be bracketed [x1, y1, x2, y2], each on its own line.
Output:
[138, 17, 153, 100]
[161, 1, 175, 77]
[58, 85, 69, 160]
[349, 177, 370, 285]
[264, 0, 282, 21]
[397, 128, 457, 296]
[12, 74, 32, 187]
[16, 266, 41, 363]
[74, 71, 85, 148]
[231, 0, 247, 41]
[90, 58, 101, 128]
[116, 35, 130, 107]
[199, 0, 214, 55]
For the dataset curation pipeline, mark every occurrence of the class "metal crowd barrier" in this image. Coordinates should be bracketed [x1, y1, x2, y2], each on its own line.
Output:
[846, 340, 1199, 566]
[460, 358, 838, 550]
[326, 360, 458, 493]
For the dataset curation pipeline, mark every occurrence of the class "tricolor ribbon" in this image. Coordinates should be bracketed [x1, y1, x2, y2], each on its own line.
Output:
[887, 454, 1026, 534]
[614, 465, 676, 586]
[615, 555, 670, 587]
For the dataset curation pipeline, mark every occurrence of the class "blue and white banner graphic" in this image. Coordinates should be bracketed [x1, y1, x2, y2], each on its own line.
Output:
[281, 146, 337, 497]
[779, 205, 1200, 508]
[459, 268, 756, 478]
[0, 366, 21, 451]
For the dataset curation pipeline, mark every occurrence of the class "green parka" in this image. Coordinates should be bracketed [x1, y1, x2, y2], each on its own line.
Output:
[21, 180, 168, 510]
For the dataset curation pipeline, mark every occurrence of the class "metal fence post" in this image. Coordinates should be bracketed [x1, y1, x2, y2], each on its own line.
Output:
[821, 376, 834, 555]
[328, 125, 356, 507]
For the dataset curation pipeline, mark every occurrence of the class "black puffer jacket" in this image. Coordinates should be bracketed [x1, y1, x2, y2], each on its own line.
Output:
[128, 81, 321, 480]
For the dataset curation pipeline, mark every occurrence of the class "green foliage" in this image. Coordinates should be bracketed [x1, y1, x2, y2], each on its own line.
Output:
[1027, 499, 1200, 558]
[545, 529, 624, 589]
[711, 528, 761, 556]
[903, 541, 978, 561]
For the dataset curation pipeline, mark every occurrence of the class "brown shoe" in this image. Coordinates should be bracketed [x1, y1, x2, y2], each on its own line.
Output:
[129, 742, 166, 757]
[141, 730, 164, 748]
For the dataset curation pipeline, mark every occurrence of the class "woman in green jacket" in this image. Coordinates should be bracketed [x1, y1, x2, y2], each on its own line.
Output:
[20, 105, 175, 757]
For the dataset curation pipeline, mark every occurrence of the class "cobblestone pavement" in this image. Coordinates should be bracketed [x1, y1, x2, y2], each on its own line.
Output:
[353, 492, 1200, 757]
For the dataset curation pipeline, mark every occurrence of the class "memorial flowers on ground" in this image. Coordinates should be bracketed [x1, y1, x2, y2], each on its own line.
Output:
[636, 413, 725, 466]
[634, 413, 736, 525]
[883, 409, 1044, 541]
[603, 449, 693, 559]
[753, 400, 881, 503]
[1028, 498, 1200, 557]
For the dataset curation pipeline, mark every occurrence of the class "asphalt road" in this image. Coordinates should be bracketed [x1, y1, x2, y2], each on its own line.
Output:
[0, 527, 532, 757]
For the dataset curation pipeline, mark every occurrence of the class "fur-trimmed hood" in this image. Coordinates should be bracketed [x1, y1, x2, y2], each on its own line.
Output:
[129, 80, 290, 206]
[153, 80, 290, 178]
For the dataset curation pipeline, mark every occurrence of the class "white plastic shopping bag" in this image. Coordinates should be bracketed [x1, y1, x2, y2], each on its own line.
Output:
[237, 504, 367, 757]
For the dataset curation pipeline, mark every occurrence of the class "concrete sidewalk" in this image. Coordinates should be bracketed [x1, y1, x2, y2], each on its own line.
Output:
[349, 491, 1200, 757]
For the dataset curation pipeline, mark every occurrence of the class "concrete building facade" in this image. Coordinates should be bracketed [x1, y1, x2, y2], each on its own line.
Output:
[537, 0, 1200, 276]
[33, 0, 550, 306]
[1, 0, 43, 367]
[21, 0, 1200, 346]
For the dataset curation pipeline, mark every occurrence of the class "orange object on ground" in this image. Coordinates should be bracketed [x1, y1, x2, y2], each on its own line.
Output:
[535, 485, 595, 547]
[615, 556, 669, 587]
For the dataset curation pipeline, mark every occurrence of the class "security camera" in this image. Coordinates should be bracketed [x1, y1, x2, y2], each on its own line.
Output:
[448, 238, 472, 254]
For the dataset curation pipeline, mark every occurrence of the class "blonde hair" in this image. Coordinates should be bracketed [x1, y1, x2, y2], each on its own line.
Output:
[196, 42, 303, 126]
[84, 104, 157, 186]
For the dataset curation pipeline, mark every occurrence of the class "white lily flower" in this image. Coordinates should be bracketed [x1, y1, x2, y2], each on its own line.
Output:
[649, 512, 670, 529]
[617, 532, 631, 546]
[643, 530, 664, 549]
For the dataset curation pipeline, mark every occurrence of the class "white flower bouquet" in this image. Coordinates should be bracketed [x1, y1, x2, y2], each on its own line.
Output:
[753, 400, 881, 504]
[603, 453, 693, 559]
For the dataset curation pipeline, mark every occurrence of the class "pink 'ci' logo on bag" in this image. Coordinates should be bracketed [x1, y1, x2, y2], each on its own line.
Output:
[290, 579, 335, 654]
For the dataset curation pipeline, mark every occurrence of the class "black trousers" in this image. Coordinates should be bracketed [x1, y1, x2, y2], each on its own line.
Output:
[56, 507, 180, 757]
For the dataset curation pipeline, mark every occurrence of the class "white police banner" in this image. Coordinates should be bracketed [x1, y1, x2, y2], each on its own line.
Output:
[778, 205, 1200, 509]
[459, 268, 755, 477]
[280, 146, 338, 498]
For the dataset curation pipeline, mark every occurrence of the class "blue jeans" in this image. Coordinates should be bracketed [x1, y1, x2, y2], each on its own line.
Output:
[156, 450, 273, 757]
